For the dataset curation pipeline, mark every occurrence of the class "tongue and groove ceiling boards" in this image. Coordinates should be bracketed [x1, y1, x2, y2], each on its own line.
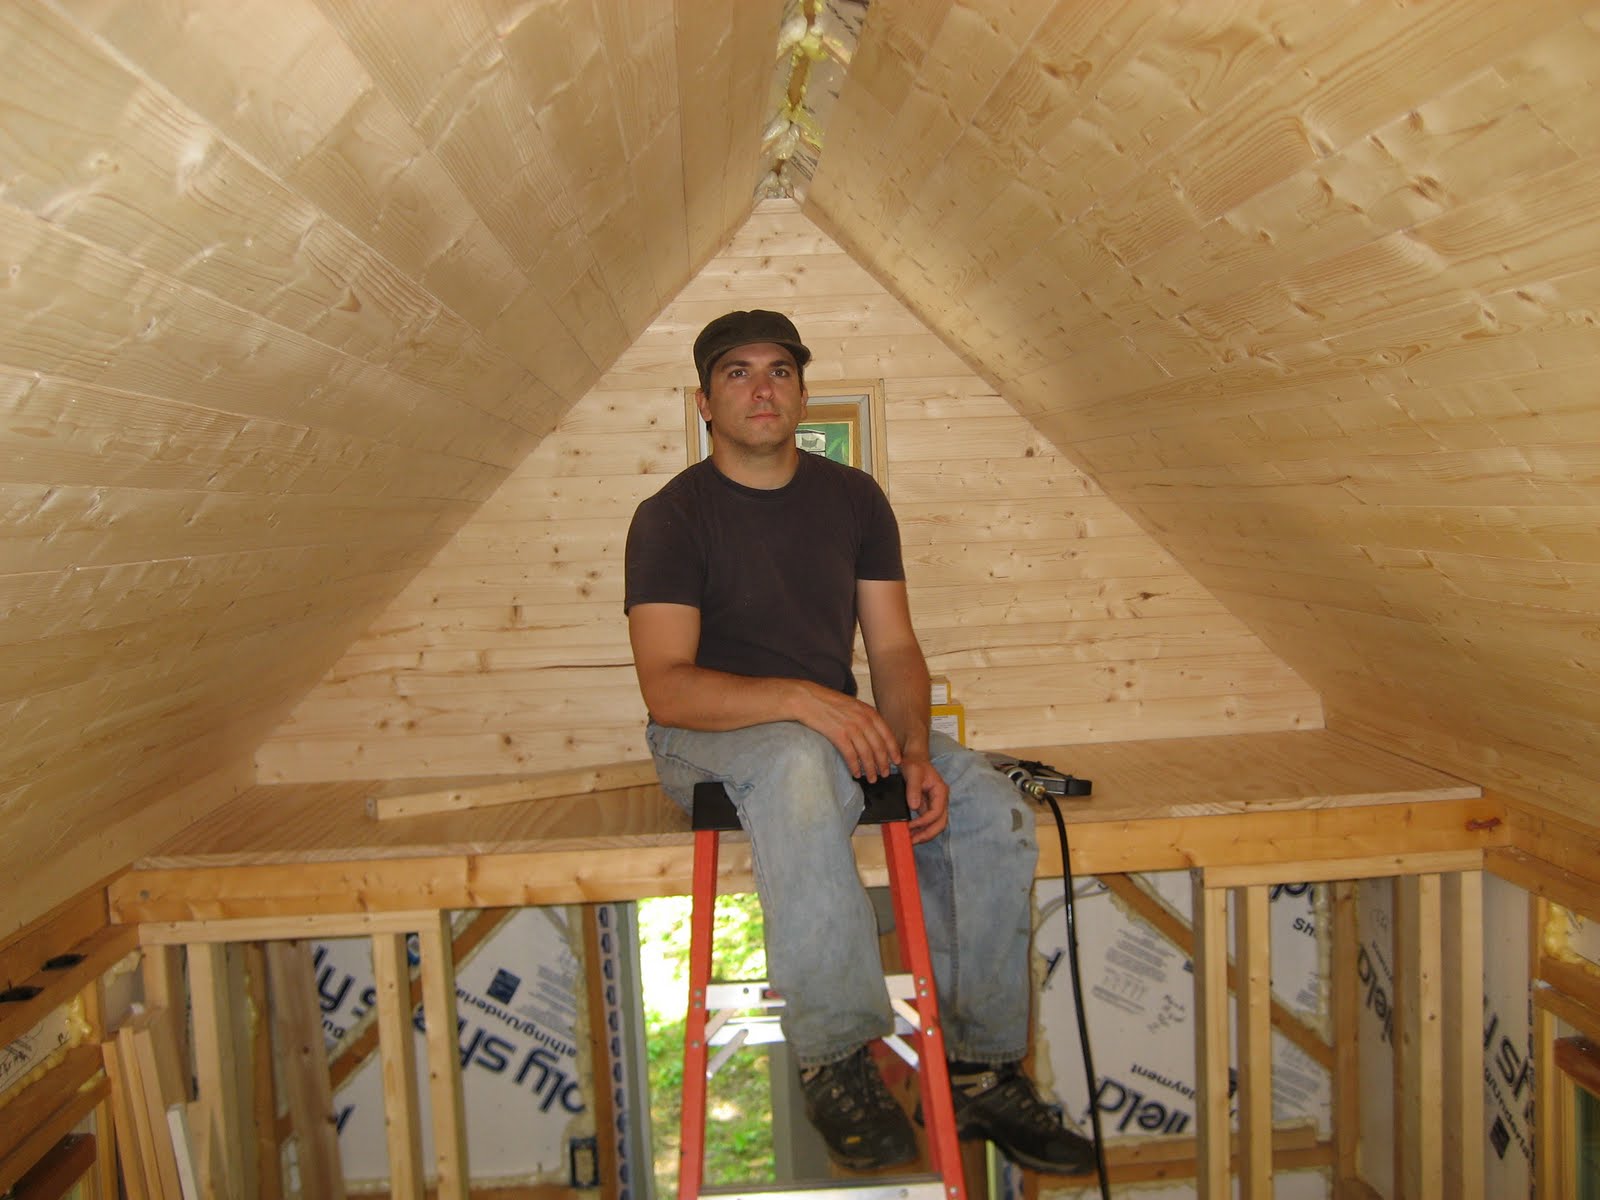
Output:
[256, 198, 1320, 786]
[805, 0, 1600, 824]
[0, 0, 788, 938]
[2, 0, 1599, 938]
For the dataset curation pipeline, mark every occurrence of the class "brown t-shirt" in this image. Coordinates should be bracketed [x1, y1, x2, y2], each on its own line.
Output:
[624, 452, 904, 698]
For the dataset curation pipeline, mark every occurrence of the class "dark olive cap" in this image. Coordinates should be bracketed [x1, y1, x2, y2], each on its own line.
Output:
[693, 309, 811, 392]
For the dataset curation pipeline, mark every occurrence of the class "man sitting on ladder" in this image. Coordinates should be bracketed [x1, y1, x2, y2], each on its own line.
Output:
[624, 309, 1095, 1175]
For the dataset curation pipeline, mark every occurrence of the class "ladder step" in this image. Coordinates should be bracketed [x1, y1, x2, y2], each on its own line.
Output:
[700, 1178, 950, 1200]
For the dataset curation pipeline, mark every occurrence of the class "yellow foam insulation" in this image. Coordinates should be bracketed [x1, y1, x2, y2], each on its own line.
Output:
[1544, 903, 1600, 980]
[0, 993, 91, 1109]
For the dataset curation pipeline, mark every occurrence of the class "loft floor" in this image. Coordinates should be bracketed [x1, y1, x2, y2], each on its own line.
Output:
[110, 730, 1497, 923]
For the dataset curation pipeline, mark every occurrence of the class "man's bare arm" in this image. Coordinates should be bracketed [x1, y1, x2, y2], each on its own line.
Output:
[857, 579, 949, 842]
[856, 579, 933, 753]
[628, 602, 902, 779]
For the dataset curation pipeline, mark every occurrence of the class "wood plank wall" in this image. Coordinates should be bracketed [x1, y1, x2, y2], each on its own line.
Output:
[806, 0, 1600, 824]
[257, 201, 1321, 782]
[0, 0, 784, 937]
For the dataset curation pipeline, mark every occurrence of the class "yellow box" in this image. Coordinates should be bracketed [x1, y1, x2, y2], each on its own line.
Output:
[931, 701, 965, 746]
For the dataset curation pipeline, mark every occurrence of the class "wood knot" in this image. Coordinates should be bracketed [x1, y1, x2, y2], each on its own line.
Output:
[1465, 817, 1502, 832]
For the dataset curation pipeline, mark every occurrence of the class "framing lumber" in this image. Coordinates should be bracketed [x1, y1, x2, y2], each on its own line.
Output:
[1529, 985, 1600, 1049]
[265, 942, 345, 1200]
[0, 1045, 106, 1194]
[1098, 873, 1330, 1069]
[369, 760, 660, 820]
[105, 1028, 163, 1200]
[1234, 885, 1272, 1198]
[1487, 845, 1600, 924]
[1442, 871, 1484, 1200]
[371, 932, 425, 1200]
[579, 907, 623, 1196]
[418, 914, 469, 1200]
[1330, 881, 1360, 1191]
[1536, 958, 1600, 1042]
[143, 911, 445, 945]
[1045, 1126, 1331, 1186]
[266, 908, 510, 1152]
[188, 943, 247, 1195]
[1532, 895, 1562, 1200]
[1191, 875, 1229, 1198]
[8, 1132, 96, 1200]
[99, 1031, 148, 1200]
[1554, 1037, 1600, 1103]
[0, 887, 106, 992]
[1394, 875, 1443, 1200]
[108, 796, 1501, 923]
[139, 946, 191, 1103]
[121, 1016, 185, 1200]
[328, 909, 508, 1095]
[0, 923, 138, 1049]
[1203, 849, 1483, 888]
[77, 975, 120, 1200]
[241, 943, 281, 1200]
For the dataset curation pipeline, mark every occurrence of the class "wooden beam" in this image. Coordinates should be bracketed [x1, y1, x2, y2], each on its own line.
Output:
[1203, 849, 1483, 889]
[188, 942, 246, 1195]
[1504, 796, 1600, 905]
[8, 1132, 96, 1200]
[106, 1028, 165, 1200]
[1192, 874, 1229, 1198]
[1486, 846, 1600, 924]
[580, 906, 623, 1199]
[1537, 957, 1600, 1041]
[1554, 1037, 1600, 1103]
[143, 912, 443, 945]
[1394, 875, 1443, 1200]
[1032, 1126, 1332, 1185]
[110, 796, 1504, 922]
[139, 946, 192, 1103]
[77, 975, 120, 1200]
[241, 943, 281, 1200]
[1234, 885, 1272, 1198]
[0, 1046, 107, 1193]
[1098, 873, 1330, 1069]
[0, 924, 138, 1049]
[272, 910, 509, 1146]
[369, 760, 659, 820]
[418, 914, 469, 1200]
[371, 932, 425, 1200]
[223, 945, 259, 1200]
[121, 1016, 185, 1200]
[1442, 871, 1484, 1200]
[265, 941, 346, 1200]
[1531, 895, 1562, 1200]
[1329, 881, 1360, 1191]
[99, 1036, 149, 1200]
[0, 886, 106, 991]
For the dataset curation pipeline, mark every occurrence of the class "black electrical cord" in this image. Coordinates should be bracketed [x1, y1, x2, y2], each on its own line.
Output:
[1036, 786, 1112, 1199]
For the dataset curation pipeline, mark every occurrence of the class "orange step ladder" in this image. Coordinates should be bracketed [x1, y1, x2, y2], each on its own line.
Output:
[678, 776, 967, 1200]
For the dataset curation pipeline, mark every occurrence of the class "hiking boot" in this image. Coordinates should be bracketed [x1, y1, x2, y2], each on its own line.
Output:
[800, 1046, 919, 1170]
[948, 1063, 1096, 1175]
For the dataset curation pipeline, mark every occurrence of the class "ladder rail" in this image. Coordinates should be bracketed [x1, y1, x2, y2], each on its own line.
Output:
[680, 826, 721, 1199]
[680, 782, 967, 1200]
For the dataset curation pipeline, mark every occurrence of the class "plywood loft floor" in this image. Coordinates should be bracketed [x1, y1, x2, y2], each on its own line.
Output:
[110, 731, 1496, 925]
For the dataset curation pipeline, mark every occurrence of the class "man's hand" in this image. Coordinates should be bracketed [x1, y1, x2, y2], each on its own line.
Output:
[899, 755, 950, 844]
[792, 682, 903, 781]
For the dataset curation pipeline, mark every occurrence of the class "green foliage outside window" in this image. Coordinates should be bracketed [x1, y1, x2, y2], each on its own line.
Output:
[638, 893, 775, 1192]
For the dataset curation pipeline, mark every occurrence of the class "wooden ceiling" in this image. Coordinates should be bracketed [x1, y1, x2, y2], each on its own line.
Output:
[806, 0, 1600, 820]
[2, 0, 1598, 935]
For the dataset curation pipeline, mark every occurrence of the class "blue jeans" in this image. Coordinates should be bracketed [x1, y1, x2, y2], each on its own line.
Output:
[647, 721, 1038, 1067]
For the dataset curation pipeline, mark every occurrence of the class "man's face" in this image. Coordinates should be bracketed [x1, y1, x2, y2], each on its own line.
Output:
[696, 342, 808, 454]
